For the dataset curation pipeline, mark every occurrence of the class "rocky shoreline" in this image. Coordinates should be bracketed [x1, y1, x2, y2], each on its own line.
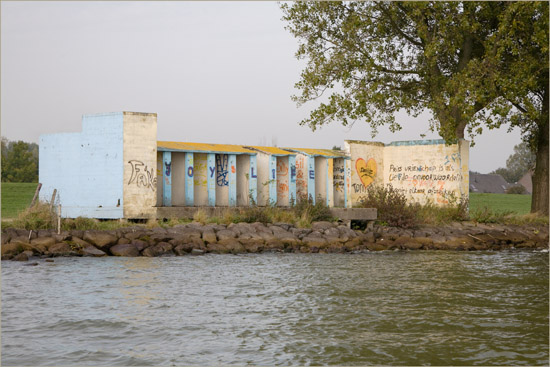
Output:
[1, 221, 548, 261]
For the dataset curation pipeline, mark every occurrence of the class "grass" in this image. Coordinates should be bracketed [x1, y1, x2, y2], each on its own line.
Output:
[1, 182, 39, 219]
[1, 182, 546, 229]
[469, 192, 531, 215]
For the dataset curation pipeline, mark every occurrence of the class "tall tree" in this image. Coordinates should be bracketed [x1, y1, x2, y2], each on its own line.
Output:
[1, 139, 39, 183]
[491, 141, 536, 184]
[281, 1, 548, 214]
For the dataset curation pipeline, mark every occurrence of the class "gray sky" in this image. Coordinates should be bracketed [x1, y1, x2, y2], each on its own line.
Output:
[1, 1, 523, 173]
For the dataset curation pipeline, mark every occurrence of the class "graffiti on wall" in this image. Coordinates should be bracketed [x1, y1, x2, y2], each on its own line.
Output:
[333, 165, 345, 193]
[386, 154, 463, 204]
[128, 160, 157, 191]
[216, 154, 229, 187]
[295, 155, 307, 195]
[164, 162, 171, 176]
[356, 158, 377, 187]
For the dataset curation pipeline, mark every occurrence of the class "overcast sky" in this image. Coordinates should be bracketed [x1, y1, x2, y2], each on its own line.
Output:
[1, 1, 523, 173]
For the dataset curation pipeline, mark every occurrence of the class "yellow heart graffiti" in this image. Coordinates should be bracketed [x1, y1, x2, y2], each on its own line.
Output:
[356, 158, 377, 187]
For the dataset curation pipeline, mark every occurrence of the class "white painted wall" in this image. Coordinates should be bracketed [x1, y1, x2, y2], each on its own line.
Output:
[315, 157, 327, 203]
[236, 154, 250, 206]
[256, 153, 270, 206]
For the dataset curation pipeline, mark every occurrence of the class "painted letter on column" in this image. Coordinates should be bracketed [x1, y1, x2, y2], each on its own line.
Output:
[249, 155, 257, 206]
[269, 155, 277, 205]
[228, 154, 237, 207]
[308, 156, 315, 204]
[289, 155, 296, 205]
[185, 152, 194, 206]
[163, 151, 172, 207]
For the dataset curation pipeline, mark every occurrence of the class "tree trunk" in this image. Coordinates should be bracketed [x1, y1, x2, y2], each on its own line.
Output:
[531, 97, 549, 215]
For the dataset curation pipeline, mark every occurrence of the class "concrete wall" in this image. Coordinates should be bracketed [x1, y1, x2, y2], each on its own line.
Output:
[194, 153, 209, 206]
[333, 158, 346, 207]
[39, 112, 125, 218]
[276, 156, 290, 206]
[346, 139, 469, 206]
[256, 153, 270, 206]
[345, 140, 385, 204]
[236, 154, 250, 206]
[123, 112, 157, 218]
[314, 157, 327, 204]
[171, 153, 186, 206]
[215, 153, 229, 206]
[295, 154, 308, 200]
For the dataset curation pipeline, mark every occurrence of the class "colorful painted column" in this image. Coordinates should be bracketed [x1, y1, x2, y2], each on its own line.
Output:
[162, 151, 172, 207]
[326, 158, 333, 207]
[345, 158, 352, 208]
[308, 155, 315, 204]
[249, 155, 258, 205]
[185, 152, 194, 206]
[228, 154, 237, 207]
[269, 155, 277, 205]
[289, 155, 296, 205]
[207, 153, 216, 207]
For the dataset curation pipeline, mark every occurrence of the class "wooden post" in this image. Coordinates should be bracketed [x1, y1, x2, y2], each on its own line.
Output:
[49, 189, 57, 211]
[29, 183, 42, 208]
[57, 204, 62, 235]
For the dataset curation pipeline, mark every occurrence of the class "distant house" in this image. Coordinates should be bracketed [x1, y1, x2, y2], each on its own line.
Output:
[469, 172, 513, 194]
[518, 171, 533, 194]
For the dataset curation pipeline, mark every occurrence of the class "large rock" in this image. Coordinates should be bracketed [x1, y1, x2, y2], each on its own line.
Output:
[49, 242, 79, 257]
[216, 229, 237, 241]
[30, 237, 57, 253]
[302, 236, 328, 248]
[142, 242, 173, 257]
[83, 231, 118, 251]
[131, 239, 150, 252]
[81, 246, 107, 257]
[110, 243, 140, 257]
[208, 239, 245, 254]
[2, 242, 26, 257]
[174, 243, 194, 255]
[202, 229, 217, 244]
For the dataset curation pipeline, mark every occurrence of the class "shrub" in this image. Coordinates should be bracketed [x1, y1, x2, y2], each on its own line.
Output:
[358, 184, 418, 228]
[292, 195, 333, 223]
[506, 185, 527, 195]
[12, 202, 56, 229]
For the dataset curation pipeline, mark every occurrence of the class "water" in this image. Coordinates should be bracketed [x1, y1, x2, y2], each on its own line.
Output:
[2, 251, 548, 366]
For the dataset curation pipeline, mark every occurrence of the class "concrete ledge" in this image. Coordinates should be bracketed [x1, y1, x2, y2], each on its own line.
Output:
[329, 208, 377, 221]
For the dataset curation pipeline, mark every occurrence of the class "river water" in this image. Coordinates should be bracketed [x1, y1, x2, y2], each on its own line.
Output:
[2, 251, 548, 366]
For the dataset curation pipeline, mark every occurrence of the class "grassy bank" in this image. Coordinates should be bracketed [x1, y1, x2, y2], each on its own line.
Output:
[469, 192, 531, 215]
[1, 182, 39, 219]
[1, 182, 546, 230]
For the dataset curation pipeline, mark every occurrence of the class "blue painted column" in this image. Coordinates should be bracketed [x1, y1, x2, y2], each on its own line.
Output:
[228, 154, 237, 207]
[269, 155, 277, 206]
[162, 151, 172, 207]
[249, 155, 258, 205]
[289, 155, 296, 205]
[207, 153, 216, 206]
[308, 156, 315, 204]
[185, 152, 194, 206]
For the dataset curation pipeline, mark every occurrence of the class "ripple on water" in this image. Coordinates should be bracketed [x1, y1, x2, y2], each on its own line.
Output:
[1, 252, 548, 366]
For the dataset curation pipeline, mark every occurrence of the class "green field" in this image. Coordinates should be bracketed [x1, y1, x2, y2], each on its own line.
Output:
[0, 182, 536, 220]
[2, 182, 40, 219]
[469, 192, 532, 215]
